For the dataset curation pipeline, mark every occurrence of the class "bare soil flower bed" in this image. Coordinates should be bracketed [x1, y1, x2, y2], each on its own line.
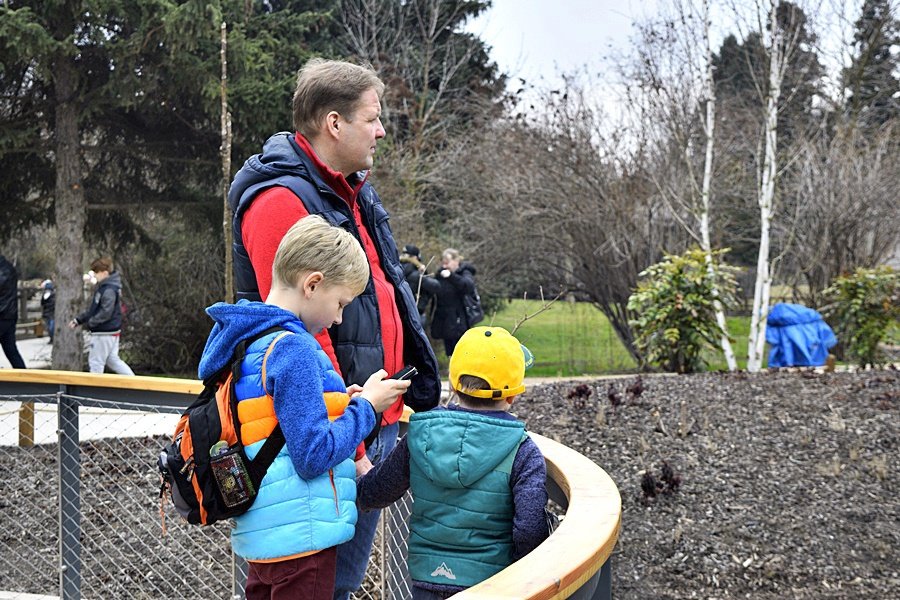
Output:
[1, 369, 896, 599]
[515, 369, 899, 600]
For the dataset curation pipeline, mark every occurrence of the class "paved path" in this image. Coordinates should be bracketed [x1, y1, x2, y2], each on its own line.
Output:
[0, 335, 52, 370]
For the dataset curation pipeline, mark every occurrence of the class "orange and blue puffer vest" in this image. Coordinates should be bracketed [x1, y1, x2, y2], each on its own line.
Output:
[230, 329, 357, 562]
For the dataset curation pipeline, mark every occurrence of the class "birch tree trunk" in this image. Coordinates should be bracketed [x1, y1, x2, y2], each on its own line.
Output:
[698, 0, 738, 371]
[747, 0, 784, 372]
[51, 46, 87, 371]
[220, 22, 234, 303]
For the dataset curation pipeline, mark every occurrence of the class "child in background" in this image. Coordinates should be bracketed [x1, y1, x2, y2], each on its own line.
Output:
[355, 326, 550, 599]
[198, 215, 410, 600]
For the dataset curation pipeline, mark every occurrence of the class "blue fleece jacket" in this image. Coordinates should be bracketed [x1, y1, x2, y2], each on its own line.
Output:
[200, 300, 378, 560]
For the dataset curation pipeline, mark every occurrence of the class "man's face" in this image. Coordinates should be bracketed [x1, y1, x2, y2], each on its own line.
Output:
[335, 88, 385, 176]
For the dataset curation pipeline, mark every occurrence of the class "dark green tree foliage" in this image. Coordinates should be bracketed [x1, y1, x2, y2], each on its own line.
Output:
[842, 0, 899, 128]
[713, 2, 823, 147]
[0, 0, 337, 372]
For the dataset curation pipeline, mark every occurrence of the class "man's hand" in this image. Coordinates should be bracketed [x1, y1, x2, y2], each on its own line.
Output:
[356, 454, 374, 478]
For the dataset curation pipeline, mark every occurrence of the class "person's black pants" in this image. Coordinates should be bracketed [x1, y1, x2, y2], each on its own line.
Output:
[0, 318, 26, 369]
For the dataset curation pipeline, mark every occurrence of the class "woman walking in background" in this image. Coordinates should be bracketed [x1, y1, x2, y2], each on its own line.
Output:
[430, 249, 478, 356]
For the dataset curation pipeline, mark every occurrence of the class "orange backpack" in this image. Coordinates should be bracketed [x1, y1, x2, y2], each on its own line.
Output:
[158, 328, 290, 527]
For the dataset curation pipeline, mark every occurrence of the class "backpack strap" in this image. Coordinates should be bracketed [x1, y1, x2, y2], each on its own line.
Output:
[226, 327, 292, 486]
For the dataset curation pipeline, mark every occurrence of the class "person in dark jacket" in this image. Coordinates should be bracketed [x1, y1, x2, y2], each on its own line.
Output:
[226, 58, 440, 600]
[40, 279, 56, 343]
[68, 257, 134, 375]
[431, 248, 477, 356]
[400, 244, 438, 324]
[0, 254, 26, 369]
[356, 326, 549, 599]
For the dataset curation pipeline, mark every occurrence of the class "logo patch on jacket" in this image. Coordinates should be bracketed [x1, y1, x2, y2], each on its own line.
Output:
[430, 562, 457, 580]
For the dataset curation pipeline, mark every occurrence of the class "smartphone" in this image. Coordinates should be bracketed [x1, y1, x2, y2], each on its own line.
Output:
[390, 365, 418, 381]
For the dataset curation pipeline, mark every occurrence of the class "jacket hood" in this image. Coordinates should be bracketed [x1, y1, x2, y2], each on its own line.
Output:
[408, 408, 525, 489]
[458, 262, 477, 277]
[198, 299, 307, 380]
[101, 271, 122, 291]
[768, 302, 826, 326]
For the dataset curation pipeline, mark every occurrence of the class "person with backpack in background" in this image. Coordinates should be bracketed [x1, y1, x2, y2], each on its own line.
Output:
[40, 278, 56, 344]
[430, 248, 479, 356]
[68, 257, 134, 375]
[227, 58, 440, 599]
[400, 244, 439, 325]
[199, 215, 409, 599]
[356, 326, 550, 599]
[0, 253, 26, 369]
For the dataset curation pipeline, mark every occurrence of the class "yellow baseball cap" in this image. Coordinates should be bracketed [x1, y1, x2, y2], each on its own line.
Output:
[449, 326, 534, 399]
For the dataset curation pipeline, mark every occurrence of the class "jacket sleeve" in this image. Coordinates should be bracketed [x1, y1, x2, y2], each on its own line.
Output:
[267, 335, 375, 480]
[510, 437, 550, 559]
[356, 436, 411, 511]
[242, 188, 342, 376]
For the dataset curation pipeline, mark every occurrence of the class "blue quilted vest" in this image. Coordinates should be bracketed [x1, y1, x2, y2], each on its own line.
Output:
[230, 330, 357, 561]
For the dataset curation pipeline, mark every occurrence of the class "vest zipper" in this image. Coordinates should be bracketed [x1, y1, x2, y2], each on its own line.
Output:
[329, 469, 339, 515]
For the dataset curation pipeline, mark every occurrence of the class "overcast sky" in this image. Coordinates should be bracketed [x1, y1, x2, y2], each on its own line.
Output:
[467, 0, 662, 86]
[466, 0, 865, 94]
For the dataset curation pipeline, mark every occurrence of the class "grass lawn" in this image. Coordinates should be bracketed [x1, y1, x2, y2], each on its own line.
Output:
[479, 299, 638, 377]
[434, 299, 756, 376]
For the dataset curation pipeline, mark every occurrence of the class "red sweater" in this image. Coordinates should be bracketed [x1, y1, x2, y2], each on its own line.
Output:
[241, 133, 406, 427]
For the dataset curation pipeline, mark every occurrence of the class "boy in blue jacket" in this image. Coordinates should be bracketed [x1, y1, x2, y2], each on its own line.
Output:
[356, 326, 550, 599]
[198, 215, 410, 600]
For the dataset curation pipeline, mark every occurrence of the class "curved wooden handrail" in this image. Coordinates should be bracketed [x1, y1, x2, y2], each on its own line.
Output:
[0, 369, 203, 394]
[0, 371, 622, 599]
[454, 432, 621, 600]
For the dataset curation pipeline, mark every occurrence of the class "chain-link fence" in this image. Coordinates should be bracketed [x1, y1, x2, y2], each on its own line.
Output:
[0, 388, 412, 600]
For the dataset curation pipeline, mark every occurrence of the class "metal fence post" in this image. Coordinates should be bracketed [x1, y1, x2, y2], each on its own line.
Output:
[58, 388, 81, 600]
[232, 552, 247, 599]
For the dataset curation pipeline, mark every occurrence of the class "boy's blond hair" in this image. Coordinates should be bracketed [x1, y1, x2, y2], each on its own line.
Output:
[292, 59, 385, 137]
[272, 215, 369, 295]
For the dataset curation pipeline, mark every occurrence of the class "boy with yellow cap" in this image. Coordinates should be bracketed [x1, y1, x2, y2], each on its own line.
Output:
[355, 326, 550, 599]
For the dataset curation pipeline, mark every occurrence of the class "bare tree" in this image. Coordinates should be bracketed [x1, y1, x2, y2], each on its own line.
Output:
[631, 0, 739, 369]
[782, 123, 900, 305]
[431, 75, 688, 362]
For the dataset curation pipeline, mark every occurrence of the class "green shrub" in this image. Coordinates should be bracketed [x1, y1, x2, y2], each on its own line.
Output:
[628, 249, 739, 373]
[823, 267, 898, 367]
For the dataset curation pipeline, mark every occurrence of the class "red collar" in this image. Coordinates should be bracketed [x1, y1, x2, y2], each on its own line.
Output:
[294, 132, 367, 205]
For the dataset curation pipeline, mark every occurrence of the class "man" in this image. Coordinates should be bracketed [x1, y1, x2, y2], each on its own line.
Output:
[400, 244, 438, 323]
[68, 257, 134, 375]
[228, 58, 440, 599]
[0, 253, 26, 369]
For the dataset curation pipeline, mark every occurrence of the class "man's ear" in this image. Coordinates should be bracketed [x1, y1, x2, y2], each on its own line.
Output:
[302, 271, 325, 297]
[325, 111, 341, 139]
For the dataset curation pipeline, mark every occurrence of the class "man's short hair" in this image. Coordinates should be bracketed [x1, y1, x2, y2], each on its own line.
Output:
[272, 215, 369, 295]
[292, 58, 385, 137]
[90, 257, 113, 273]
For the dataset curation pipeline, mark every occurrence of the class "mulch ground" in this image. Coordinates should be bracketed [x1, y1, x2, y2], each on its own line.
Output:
[515, 369, 899, 600]
[1, 369, 896, 599]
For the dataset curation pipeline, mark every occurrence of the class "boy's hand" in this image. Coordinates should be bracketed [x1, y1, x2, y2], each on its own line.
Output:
[346, 384, 364, 398]
[360, 369, 410, 414]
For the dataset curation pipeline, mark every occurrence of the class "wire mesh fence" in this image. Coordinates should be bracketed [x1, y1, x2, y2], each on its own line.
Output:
[0, 391, 411, 599]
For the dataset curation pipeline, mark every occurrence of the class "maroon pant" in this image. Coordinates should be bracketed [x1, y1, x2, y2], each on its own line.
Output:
[245, 547, 337, 600]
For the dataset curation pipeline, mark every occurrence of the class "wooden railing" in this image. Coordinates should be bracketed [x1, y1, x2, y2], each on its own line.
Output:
[0, 370, 621, 599]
